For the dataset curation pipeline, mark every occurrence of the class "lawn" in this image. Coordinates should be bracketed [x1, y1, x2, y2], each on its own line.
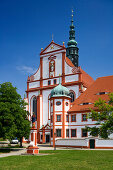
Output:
[0, 150, 113, 170]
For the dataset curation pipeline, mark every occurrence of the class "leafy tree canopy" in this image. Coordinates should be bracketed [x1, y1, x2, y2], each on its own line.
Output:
[87, 93, 113, 139]
[0, 82, 30, 146]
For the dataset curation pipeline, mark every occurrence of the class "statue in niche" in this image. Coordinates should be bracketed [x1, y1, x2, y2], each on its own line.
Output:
[50, 61, 55, 77]
[50, 62, 54, 72]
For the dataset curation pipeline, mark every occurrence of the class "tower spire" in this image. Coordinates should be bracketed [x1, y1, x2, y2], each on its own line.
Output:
[66, 10, 79, 67]
[71, 9, 74, 25]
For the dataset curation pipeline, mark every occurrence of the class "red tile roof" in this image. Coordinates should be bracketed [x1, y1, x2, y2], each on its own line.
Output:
[68, 75, 113, 113]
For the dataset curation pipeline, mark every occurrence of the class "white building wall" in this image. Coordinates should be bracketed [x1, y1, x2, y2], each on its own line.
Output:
[55, 53, 62, 76]
[29, 81, 40, 89]
[96, 139, 113, 147]
[43, 57, 49, 79]
[55, 99, 62, 111]
[65, 61, 73, 75]
[65, 74, 78, 83]
[34, 67, 40, 80]
[56, 138, 88, 147]
[42, 89, 52, 125]
[40, 95, 43, 127]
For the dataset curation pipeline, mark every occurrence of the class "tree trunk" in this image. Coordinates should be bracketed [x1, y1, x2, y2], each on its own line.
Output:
[20, 137, 23, 147]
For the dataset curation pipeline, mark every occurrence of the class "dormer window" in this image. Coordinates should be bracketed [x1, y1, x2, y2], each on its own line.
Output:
[83, 102, 89, 105]
[80, 102, 92, 105]
[96, 92, 109, 95]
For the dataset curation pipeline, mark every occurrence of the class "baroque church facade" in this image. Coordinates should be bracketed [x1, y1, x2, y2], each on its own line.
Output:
[24, 13, 94, 146]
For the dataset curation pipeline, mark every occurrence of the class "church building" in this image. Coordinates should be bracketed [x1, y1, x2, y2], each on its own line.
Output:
[24, 12, 96, 146]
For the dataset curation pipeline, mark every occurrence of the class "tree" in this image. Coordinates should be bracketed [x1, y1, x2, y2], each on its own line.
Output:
[87, 93, 113, 139]
[0, 82, 30, 147]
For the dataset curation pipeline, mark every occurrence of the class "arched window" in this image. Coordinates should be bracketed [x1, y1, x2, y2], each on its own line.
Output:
[33, 97, 37, 120]
[69, 92, 75, 103]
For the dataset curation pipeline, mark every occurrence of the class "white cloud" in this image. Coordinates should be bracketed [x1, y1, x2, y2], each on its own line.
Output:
[16, 65, 37, 74]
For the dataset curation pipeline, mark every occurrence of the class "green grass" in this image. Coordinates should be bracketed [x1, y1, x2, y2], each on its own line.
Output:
[0, 150, 113, 170]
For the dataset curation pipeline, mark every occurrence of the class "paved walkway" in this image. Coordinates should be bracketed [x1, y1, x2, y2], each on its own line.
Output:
[0, 148, 26, 158]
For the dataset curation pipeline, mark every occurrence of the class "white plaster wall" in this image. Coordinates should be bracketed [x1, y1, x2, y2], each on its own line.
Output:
[43, 89, 52, 125]
[65, 61, 73, 75]
[43, 57, 49, 78]
[96, 139, 113, 147]
[55, 53, 62, 76]
[65, 75, 78, 83]
[29, 81, 40, 89]
[55, 99, 62, 111]
[50, 100, 53, 113]
[65, 99, 70, 112]
[40, 95, 43, 127]
[34, 67, 40, 80]
[56, 138, 87, 147]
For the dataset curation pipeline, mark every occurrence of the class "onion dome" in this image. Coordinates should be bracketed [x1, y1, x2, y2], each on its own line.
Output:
[50, 83, 71, 98]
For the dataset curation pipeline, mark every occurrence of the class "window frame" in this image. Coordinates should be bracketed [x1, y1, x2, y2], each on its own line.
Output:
[71, 114, 76, 122]
[66, 115, 69, 122]
[56, 114, 61, 122]
[69, 91, 75, 103]
[82, 114, 87, 122]
[51, 129, 53, 137]
[48, 80, 51, 85]
[33, 96, 37, 120]
[51, 115, 53, 123]
[66, 129, 69, 137]
[54, 79, 57, 84]
[56, 129, 61, 137]
[81, 128, 88, 137]
[71, 129, 77, 137]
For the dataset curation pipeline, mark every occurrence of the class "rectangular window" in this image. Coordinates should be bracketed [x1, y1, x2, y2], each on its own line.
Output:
[82, 129, 87, 137]
[82, 114, 87, 121]
[51, 115, 53, 123]
[66, 129, 69, 137]
[56, 129, 61, 137]
[56, 115, 61, 122]
[41, 135, 43, 140]
[51, 129, 53, 137]
[71, 129, 76, 137]
[71, 115, 76, 122]
[54, 79, 57, 84]
[48, 80, 51, 85]
[66, 115, 69, 122]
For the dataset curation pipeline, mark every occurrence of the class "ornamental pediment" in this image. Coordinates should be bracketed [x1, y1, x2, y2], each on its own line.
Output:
[40, 41, 65, 55]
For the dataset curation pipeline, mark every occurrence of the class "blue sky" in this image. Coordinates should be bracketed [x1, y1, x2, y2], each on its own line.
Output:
[0, 0, 113, 98]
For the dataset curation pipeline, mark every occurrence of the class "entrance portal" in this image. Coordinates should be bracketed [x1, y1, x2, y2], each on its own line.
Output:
[46, 135, 50, 143]
[89, 139, 95, 149]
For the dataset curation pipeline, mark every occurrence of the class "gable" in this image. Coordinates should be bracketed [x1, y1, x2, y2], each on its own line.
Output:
[40, 41, 65, 55]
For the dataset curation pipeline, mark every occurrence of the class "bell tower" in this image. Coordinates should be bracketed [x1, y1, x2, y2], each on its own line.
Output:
[66, 10, 79, 67]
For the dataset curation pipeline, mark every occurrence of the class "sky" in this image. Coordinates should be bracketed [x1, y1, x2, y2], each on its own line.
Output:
[0, 0, 113, 98]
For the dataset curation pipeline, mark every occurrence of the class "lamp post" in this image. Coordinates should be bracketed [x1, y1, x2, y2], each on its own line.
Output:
[54, 132, 56, 150]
